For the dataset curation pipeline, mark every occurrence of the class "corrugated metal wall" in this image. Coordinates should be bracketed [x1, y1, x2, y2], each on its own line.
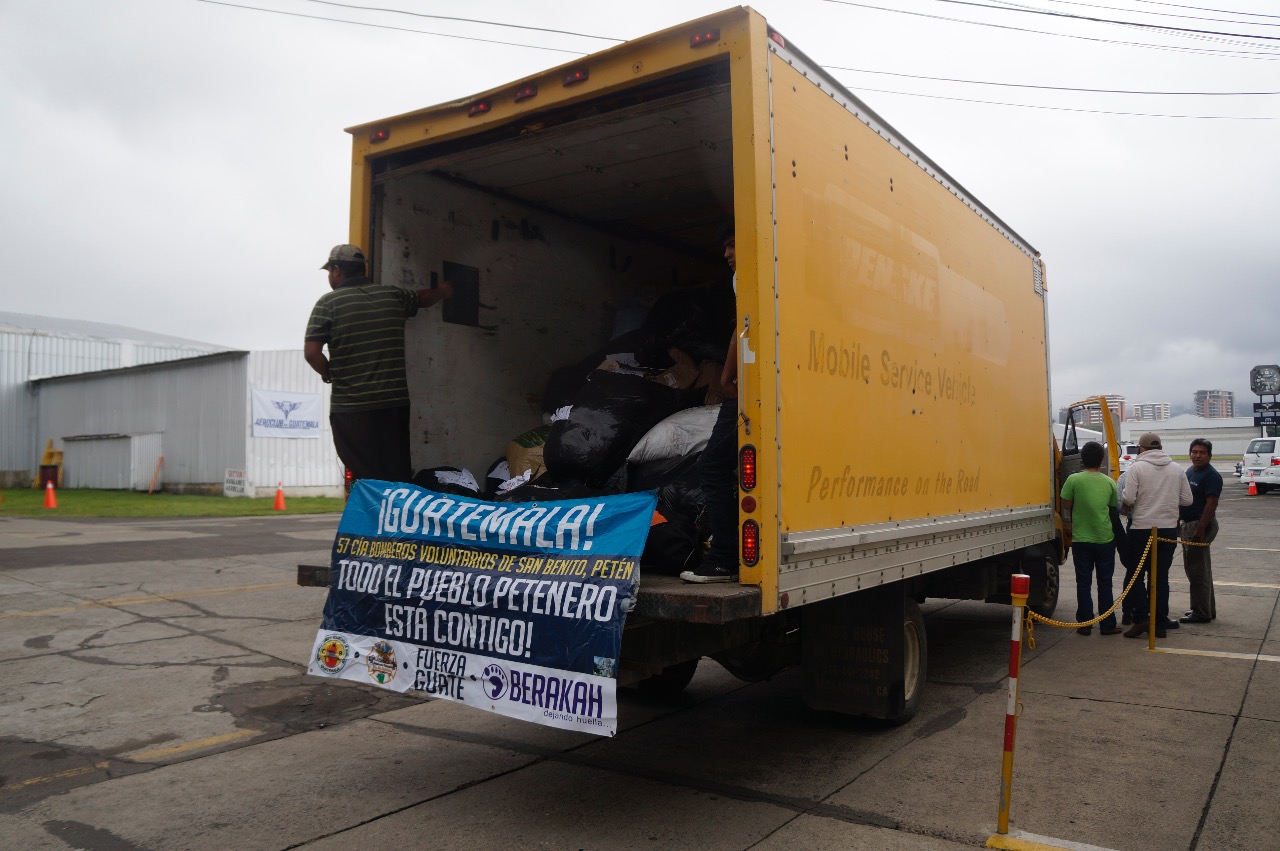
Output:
[1, 329, 219, 484]
[131, 433, 163, 490]
[63, 437, 130, 489]
[246, 351, 340, 491]
[35, 353, 249, 486]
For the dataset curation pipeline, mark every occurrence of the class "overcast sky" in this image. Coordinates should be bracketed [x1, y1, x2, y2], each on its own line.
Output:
[2, 0, 1277, 412]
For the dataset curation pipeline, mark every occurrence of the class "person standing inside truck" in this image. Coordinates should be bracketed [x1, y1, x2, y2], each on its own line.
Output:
[1059, 441, 1123, 636]
[1120, 432, 1192, 639]
[1179, 438, 1221, 624]
[681, 224, 739, 584]
[304, 244, 452, 483]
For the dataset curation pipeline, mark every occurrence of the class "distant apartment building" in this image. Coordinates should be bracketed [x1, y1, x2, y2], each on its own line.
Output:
[1130, 402, 1170, 422]
[1060, 394, 1126, 427]
[1194, 389, 1235, 419]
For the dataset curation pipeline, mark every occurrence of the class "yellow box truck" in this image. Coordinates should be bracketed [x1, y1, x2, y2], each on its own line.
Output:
[311, 6, 1083, 723]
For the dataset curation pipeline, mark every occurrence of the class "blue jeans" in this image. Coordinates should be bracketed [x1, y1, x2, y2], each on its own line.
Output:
[1072, 541, 1117, 630]
[1123, 527, 1177, 625]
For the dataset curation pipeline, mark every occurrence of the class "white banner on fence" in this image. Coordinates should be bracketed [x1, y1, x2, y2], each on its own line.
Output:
[251, 389, 323, 438]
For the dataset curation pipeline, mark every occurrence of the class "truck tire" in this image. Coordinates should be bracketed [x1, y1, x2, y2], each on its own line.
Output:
[895, 598, 927, 725]
[635, 659, 699, 695]
[1026, 549, 1060, 619]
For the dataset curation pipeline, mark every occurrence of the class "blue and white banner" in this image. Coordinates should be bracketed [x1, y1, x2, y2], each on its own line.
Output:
[251, 389, 323, 438]
[306, 480, 656, 737]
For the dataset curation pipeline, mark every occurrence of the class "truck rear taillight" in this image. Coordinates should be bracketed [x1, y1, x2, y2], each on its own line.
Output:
[689, 29, 720, 47]
[369, 128, 390, 144]
[343, 467, 356, 498]
[739, 445, 756, 491]
[467, 100, 492, 117]
[741, 520, 760, 566]
[1272, 457, 1280, 466]
[562, 69, 589, 86]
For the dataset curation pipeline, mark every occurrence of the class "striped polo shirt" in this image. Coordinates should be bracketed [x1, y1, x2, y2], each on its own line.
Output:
[305, 277, 419, 413]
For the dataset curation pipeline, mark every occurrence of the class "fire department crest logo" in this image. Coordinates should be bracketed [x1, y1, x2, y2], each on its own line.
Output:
[366, 640, 397, 685]
[315, 634, 350, 674]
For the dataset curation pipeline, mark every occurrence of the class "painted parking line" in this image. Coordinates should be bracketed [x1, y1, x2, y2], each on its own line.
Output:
[1167, 578, 1280, 590]
[987, 830, 1121, 850]
[124, 728, 260, 762]
[3, 730, 263, 792]
[1, 761, 110, 792]
[0, 581, 296, 619]
[1153, 647, 1280, 664]
[1224, 547, 1280, 553]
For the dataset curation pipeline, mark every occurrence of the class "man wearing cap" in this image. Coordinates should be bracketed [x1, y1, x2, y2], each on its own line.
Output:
[1120, 432, 1193, 639]
[1179, 438, 1222, 624]
[305, 244, 452, 483]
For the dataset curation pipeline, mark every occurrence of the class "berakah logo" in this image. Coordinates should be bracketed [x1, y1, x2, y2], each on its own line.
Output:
[366, 640, 397, 685]
[273, 400, 303, 420]
[315, 634, 351, 674]
[482, 663, 508, 700]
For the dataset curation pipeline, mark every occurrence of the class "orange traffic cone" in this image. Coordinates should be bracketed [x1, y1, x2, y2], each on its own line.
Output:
[273, 482, 287, 511]
[43, 480, 58, 509]
[1248, 472, 1257, 496]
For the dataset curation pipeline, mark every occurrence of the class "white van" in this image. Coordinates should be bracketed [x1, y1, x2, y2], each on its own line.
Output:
[1242, 438, 1279, 494]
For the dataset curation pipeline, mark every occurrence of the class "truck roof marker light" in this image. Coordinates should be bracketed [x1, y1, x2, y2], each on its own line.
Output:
[562, 69, 589, 86]
[369, 128, 390, 144]
[742, 520, 760, 566]
[690, 29, 720, 48]
[467, 100, 492, 117]
[768, 29, 786, 48]
[514, 84, 538, 103]
[739, 445, 757, 491]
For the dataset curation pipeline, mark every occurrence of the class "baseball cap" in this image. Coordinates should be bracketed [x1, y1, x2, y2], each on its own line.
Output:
[320, 244, 366, 270]
[1138, 432, 1162, 450]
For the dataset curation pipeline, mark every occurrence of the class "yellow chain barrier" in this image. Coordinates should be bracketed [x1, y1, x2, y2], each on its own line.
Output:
[1022, 532, 1211, 647]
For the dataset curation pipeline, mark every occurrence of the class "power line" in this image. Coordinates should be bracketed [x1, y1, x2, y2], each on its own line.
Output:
[192, 0, 588, 54]
[987, 0, 1280, 29]
[922, 0, 1280, 40]
[296, 0, 624, 42]
[1101, 0, 1280, 21]
[827, 65, 1280, 95]
[820, 0, 1280, 58]
[846, 83, 1280, 117]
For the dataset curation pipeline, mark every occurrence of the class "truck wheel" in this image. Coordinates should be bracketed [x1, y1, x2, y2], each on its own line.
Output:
[895, 598, 927, 725]
[1027, 550, 1060, 619]
[636, 659, 699, 695]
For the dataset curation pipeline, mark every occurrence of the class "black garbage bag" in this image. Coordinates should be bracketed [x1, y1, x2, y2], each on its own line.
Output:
[411, 466, 481, 497]
[541, 330, 650, 419]
[492, 468, 626, 504]
[545, 370, 696, 488]
[636, 283, 734, 366]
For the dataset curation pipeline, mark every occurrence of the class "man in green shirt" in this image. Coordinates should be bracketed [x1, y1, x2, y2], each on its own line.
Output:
[304, 244, 451, 483]
[1059, 441, 1121, 635]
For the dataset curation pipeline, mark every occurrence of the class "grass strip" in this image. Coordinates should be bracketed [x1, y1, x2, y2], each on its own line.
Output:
[0, 489, 344, 518]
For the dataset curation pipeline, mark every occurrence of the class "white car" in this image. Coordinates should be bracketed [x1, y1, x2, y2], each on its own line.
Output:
[1114, 443, 1140, 475]
[1242, 438, 1279, 494]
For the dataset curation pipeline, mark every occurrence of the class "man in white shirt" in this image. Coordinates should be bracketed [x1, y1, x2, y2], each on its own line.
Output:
[1120, 432, 1193, 639]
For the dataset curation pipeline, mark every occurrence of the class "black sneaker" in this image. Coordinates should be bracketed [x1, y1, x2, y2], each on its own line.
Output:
[679, 562, 739, 584]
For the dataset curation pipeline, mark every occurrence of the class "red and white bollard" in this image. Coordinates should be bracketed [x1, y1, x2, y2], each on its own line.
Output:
[997, 573, 1030, 835]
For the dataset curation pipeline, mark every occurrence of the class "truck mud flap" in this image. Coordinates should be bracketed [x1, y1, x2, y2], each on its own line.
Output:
[800, 583, 926, 724]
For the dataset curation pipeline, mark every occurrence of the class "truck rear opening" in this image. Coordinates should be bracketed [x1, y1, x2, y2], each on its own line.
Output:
[365, 63, 734, 482]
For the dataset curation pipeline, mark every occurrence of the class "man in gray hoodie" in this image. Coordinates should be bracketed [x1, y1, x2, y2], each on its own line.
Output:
[1120, 432, 1193, 638]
